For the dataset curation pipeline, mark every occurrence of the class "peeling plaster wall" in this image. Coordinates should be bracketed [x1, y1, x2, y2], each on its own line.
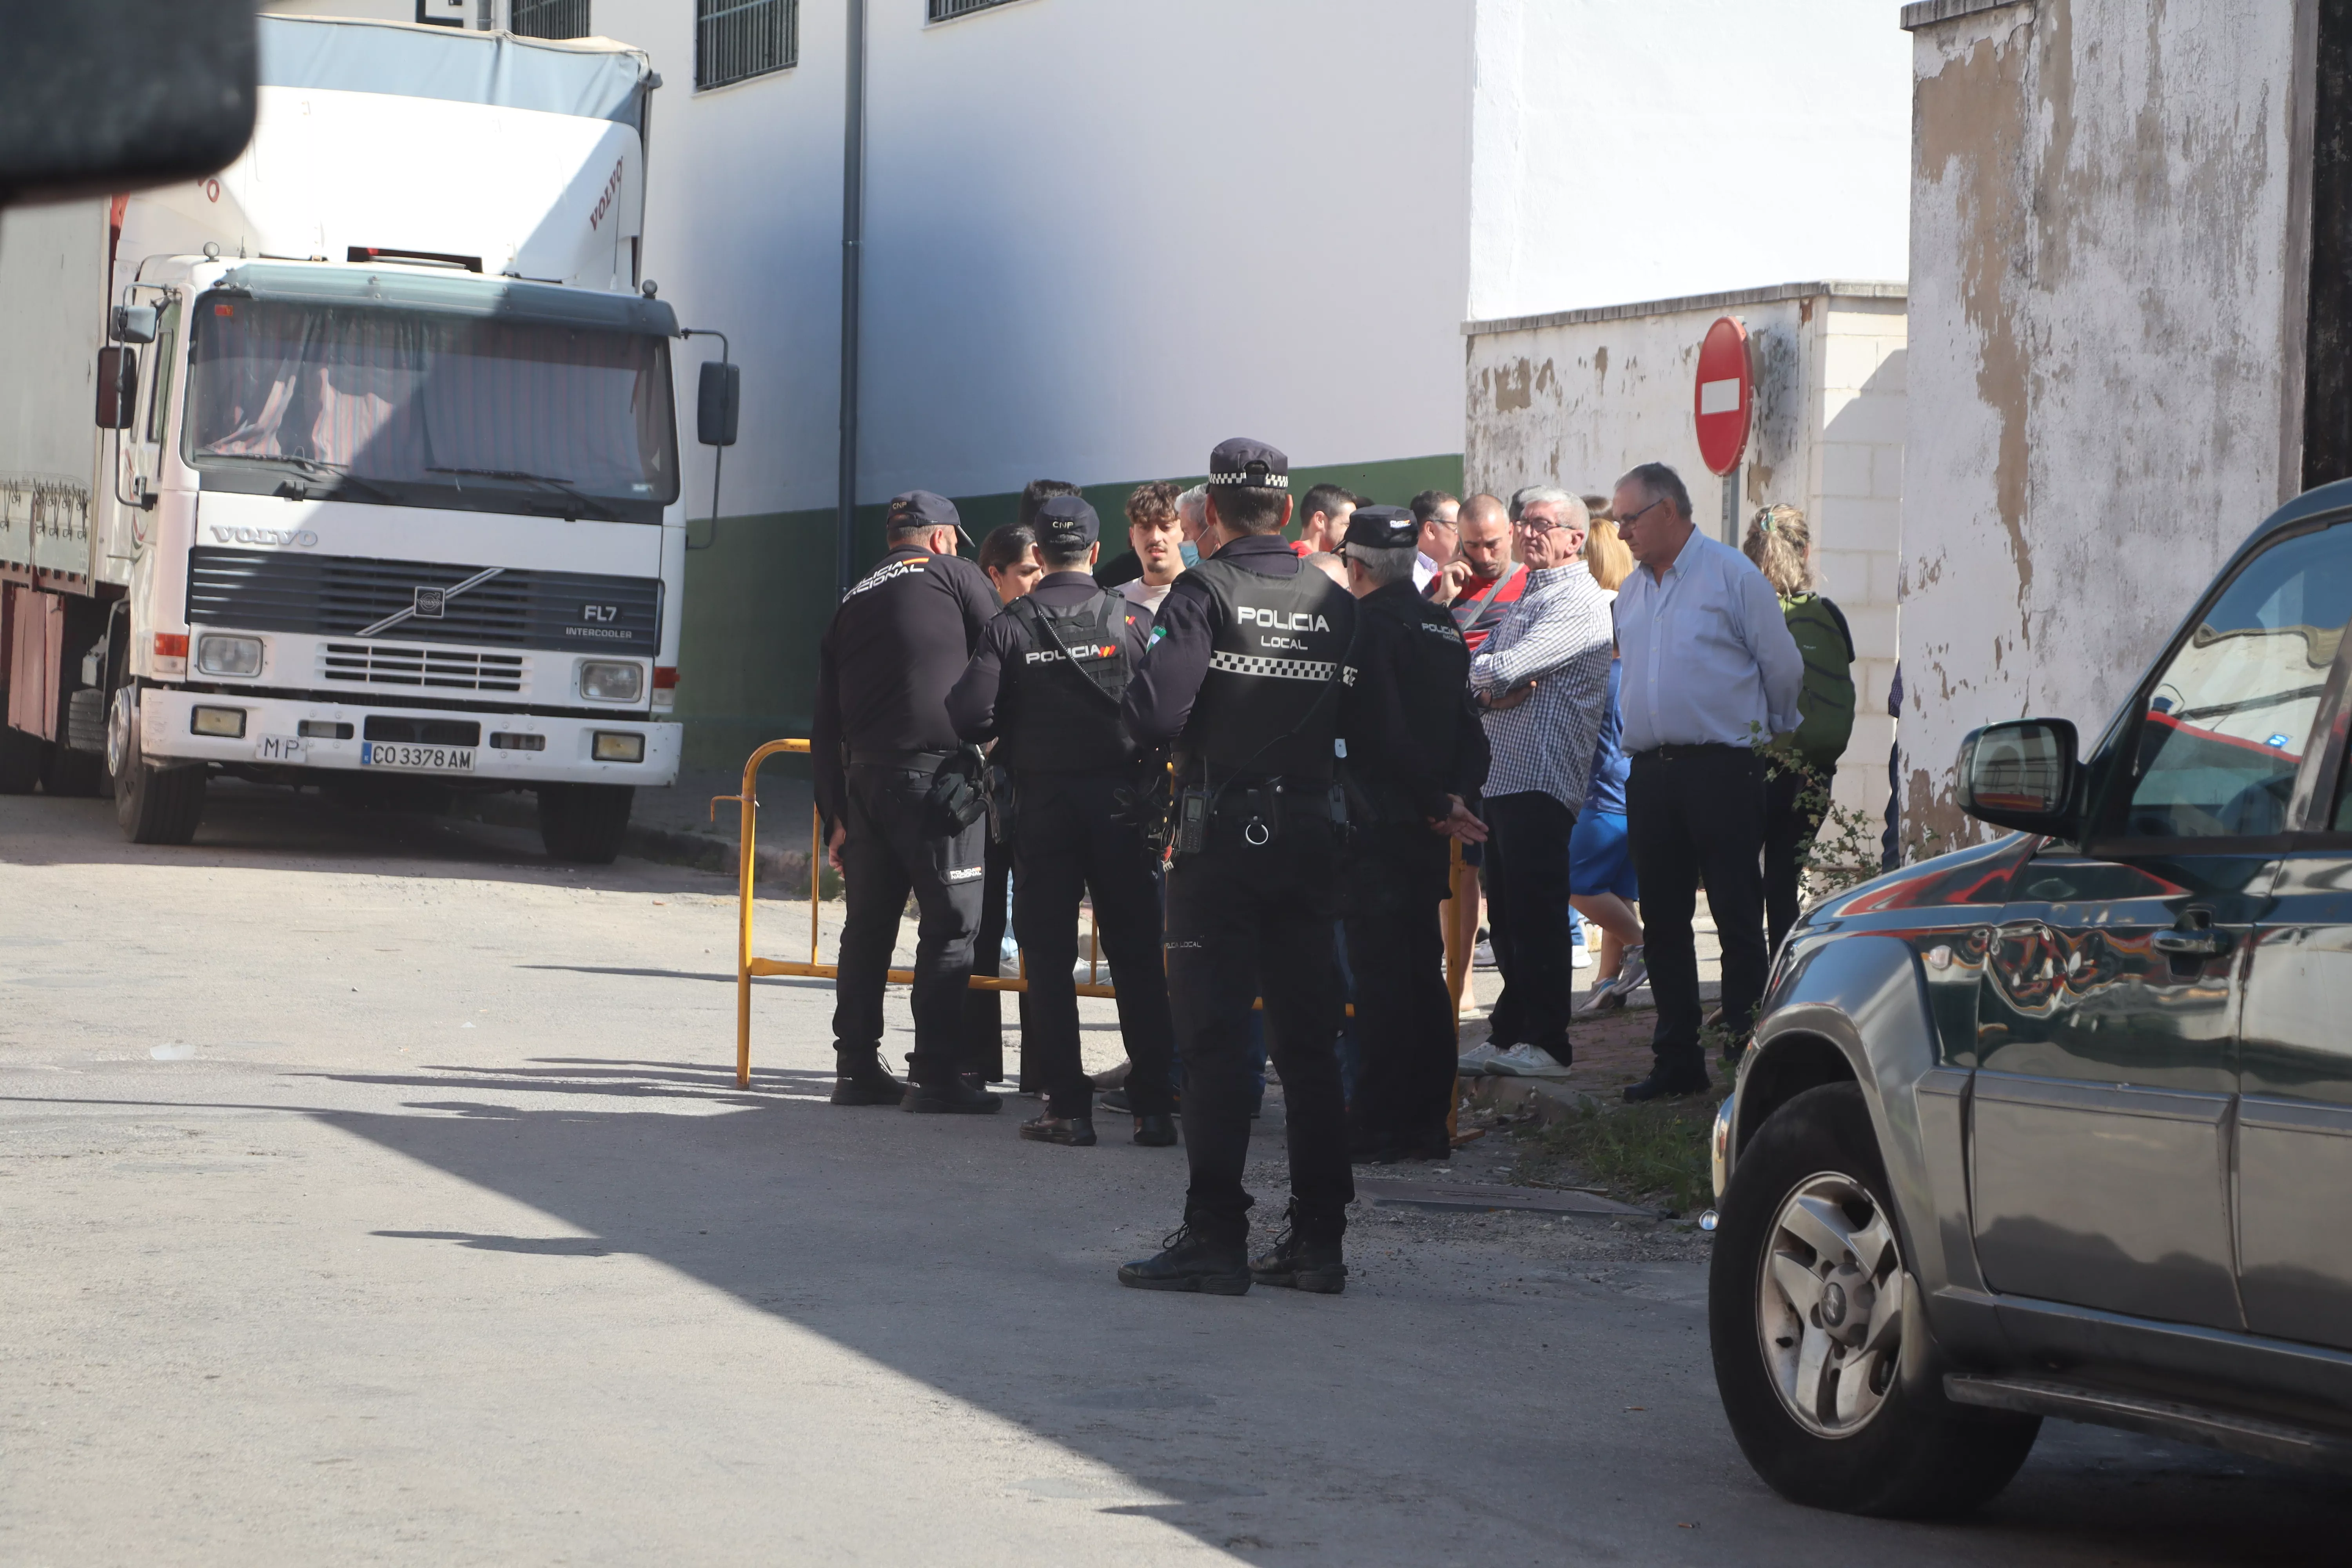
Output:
[1901, 0, 2307, 857]
[1466, 289, 1907, 816]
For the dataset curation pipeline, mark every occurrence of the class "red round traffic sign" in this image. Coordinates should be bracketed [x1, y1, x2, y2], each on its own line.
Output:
[1694, 316, 1752, 476]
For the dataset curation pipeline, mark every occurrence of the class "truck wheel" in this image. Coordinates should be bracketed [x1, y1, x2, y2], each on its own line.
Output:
[1708, 1082, 2039, 1518]
[0, 724, 42, 795]
[109, 688, 206, 846]
[537, 783, 633, 864]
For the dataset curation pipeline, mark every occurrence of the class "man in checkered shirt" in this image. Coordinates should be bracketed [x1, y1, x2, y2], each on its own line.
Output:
[1463, 487, 1615, 1079]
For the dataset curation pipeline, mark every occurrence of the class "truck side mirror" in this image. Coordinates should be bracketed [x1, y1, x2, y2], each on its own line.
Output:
[697, 360, 739, 447]
[1956, 717, 2080, 836]
[112, 304, 158, 345]
[94, 346, 138, 430]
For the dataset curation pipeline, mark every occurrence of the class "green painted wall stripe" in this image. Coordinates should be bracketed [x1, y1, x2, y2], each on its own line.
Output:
[673, 452, 1464, 771]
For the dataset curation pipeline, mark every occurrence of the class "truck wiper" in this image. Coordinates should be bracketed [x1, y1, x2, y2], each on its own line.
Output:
[204, 452, 397, 503]
[426, 466, 626, 523]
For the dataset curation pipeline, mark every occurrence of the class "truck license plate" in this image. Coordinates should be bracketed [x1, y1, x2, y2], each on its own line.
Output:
[359, 741, 475, 773]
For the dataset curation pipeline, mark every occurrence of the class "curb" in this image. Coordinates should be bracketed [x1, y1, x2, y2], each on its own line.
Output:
[450, 791, 813, 886]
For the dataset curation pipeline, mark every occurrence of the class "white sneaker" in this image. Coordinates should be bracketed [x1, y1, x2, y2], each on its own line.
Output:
[1455, 1042, 1506, 1077]
[1571, 939, 1595, 970]
[1488, 1044, 1572, 1079]
[1472, 939, 1498, 970]
[1073, 958, 1112, 983]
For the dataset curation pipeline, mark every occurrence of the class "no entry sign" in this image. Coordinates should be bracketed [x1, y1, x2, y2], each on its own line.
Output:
[1694, 316, 1751, 476]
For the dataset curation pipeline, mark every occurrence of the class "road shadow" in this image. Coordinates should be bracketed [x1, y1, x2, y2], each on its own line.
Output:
[230, 1054, 2352, 1564]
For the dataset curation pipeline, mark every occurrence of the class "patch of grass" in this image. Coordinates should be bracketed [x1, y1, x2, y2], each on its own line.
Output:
[1511, 1098, 1715, 1217]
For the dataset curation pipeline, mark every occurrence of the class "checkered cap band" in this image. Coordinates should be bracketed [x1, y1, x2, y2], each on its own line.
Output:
[1209, 650, 1338, 682]
[1207, 470, 1290, 488]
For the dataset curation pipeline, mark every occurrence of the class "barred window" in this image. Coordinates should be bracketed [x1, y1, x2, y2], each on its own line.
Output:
[698, 0, 797, 89]
[511, 0, 591, 40]
[928, 0, 1024, 21]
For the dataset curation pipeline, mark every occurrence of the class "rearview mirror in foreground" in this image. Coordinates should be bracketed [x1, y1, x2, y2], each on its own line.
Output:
[1956, 718, 2080, 836]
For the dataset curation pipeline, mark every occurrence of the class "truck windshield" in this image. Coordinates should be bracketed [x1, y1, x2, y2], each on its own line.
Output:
[183, 295, 678, 523]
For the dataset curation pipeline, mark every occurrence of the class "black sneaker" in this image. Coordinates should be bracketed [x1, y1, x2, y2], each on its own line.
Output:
[1099, 1086, 1133, 1114]
[830, 1062, 905, 1107]
[1019, 1111, 1096, 1146]
[1116, 1223, 1251, 1294]
[902, 1080, 1003, 1114]
[1132, 1113, 1178, 1147]
[1622, 1066, 1712, 1102]
[1248, 1205, 1347, 1294]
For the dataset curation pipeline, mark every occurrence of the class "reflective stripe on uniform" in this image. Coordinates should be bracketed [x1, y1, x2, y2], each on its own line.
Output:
[1207, 650, 1338, 681]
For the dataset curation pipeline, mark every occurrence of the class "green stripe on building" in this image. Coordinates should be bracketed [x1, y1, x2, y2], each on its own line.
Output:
[674, 453, 1464, 773]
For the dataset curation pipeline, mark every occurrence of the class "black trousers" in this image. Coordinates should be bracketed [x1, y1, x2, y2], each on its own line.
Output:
[1624, 746, 1768, 1065]
[832, 761, 986, 1084]
[1164, 813, 1352, 1236]
[1010, 769, 1176, 1119]
[1482, 790, 1578, 1057]
[959, 834, 1026, 1083]
[1343, 828, 1454, 1147]
[1762, 759, 1829, 958]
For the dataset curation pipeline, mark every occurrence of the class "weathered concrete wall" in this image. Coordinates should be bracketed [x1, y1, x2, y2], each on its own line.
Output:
[1465, 284, 1906, 817]
[1900, 0, 2310, 856]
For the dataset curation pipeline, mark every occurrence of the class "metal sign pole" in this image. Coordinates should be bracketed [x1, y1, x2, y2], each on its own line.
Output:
[1723, 459, 1741, 544]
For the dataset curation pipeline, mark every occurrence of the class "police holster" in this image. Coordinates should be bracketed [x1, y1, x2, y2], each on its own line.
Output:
[924, 746, 991, 834]
[984, 762, 1016, 846]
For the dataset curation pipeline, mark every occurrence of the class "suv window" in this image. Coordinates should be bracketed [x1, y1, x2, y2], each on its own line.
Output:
[2120, 523, 2352, 838]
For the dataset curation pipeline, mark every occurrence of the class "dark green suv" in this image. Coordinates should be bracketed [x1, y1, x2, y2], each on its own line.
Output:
[1708, 483, 2352, 1516]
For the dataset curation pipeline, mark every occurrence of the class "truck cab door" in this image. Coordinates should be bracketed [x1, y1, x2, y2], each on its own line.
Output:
[1969, 521, 2352, 1330]
[2229, 524, 2352, 1349]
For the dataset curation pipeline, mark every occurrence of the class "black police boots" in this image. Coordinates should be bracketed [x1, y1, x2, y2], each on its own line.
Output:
[902, 1078, 1003, 1114]
[1622, 1058, 1712, 1102]
[1249, 1203, 1347, 1294]
[1116, 1220, 1251, 1295]
[1019, 1111, 1096, 1146]
[1132, 1113, 1177, 1147]
[830, 1051, 905, 1107]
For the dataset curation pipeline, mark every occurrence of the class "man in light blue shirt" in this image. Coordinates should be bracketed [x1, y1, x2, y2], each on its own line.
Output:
[1609, 463, 1804, 1100]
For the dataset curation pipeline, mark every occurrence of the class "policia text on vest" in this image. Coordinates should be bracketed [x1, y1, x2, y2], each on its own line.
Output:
[1115, 439, 1368, 1297]
[947, 495, 1179, 1148]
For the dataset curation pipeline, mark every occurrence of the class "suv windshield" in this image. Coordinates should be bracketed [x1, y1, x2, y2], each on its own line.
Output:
[183, 294, 678, 523]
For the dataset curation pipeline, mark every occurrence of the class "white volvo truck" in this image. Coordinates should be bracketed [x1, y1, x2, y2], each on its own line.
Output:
[0, 15, 714, 860]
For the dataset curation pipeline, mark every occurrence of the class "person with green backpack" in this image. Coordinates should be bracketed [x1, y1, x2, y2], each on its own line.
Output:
[1741, 505, 1857, 956]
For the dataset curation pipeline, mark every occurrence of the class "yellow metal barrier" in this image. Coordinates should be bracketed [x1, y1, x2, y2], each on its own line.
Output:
[720, 741, 1469, 1092]
[717, 739, 1115, 1088]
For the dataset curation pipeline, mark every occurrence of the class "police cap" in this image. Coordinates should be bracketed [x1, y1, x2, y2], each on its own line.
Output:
[1032, 494, 1100, 552]
[1343, 505, 1418, 551]
[1207, 437, 1290, 490]
[886, 489, 970, 544]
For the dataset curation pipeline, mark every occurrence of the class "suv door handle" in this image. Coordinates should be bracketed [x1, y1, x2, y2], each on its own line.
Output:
[2152, 929, 2231, 956]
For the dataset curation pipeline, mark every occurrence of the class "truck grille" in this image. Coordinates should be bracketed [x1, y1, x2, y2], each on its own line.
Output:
[323, 642, 526, 693]
[187, 548, 661, 654]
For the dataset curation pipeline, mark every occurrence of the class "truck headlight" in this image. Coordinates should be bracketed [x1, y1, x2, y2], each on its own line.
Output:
[196, 634, 263, 677]
[579, 660, 644, 703]
[592, 731, 645, 763]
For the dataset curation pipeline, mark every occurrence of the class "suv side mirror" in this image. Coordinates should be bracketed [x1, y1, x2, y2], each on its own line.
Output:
[94, 346, 138, 430]
[697, 360, 740, 447]
[1956, 718, 2080, 835]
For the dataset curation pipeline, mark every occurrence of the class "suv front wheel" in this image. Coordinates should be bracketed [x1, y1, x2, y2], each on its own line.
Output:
[1709, 1082, 2039, 1517]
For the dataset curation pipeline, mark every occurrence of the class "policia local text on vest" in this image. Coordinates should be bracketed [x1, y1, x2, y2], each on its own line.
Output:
[1115, 438, 1368, 1298]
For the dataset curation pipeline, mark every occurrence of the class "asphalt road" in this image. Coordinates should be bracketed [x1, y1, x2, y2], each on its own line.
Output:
[2, 784, 2345, 1564]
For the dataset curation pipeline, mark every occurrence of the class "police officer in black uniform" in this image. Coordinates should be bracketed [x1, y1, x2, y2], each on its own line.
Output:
[812, 490, 1004, 1114]
[1115, 438, 1363, 1296]
[1335, 506, 1490, 1162]
[947, 495, 1180, 1149]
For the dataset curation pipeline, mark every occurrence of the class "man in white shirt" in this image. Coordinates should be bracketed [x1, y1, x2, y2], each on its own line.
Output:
[1118, 481, 1187, 613]
[1609, 462, 1804, 1100]
[1409, 489, 1459, 593]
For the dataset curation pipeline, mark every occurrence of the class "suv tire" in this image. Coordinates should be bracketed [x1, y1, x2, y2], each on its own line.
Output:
[537, 783, 632, 864]
[1710, 1082, 2039, 1518]
[109, 687, 206, 846]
